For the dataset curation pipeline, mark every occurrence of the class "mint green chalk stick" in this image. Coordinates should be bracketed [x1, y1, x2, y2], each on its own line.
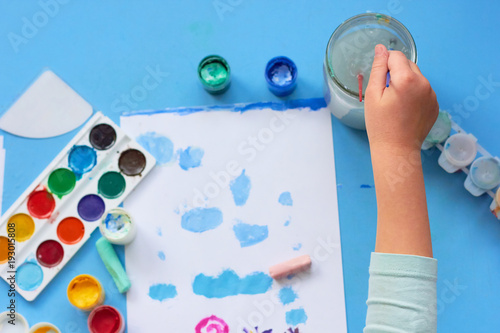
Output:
[96, 237, 131, 293]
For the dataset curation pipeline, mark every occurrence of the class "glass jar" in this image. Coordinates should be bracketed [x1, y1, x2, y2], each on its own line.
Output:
[323, 13, 417, 130]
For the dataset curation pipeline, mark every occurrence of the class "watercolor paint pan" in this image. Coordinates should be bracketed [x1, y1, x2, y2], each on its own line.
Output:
[0, 112, 155, 301]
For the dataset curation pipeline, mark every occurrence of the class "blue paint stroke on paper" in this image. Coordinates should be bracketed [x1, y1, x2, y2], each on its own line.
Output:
[279, 192, 293, 206]
[178, 146, 204, 170]
[158, 251, 166, 261]
[156, 227, 162, 236]
[233, 221, 268, 247]
[279, 287, 298, 305]
[286, 308, 308, 326]
[284, 219, 290, 227]
[192, 269, 273, 298]
[148, 283, 177, 301]
[181, 207, 223, 233]
[136, 132, 174, 164]
[230, 170, 251, 206]
[293, 243, 302, 251]
[360, 184, 373, 189]
[122, 98, 327, 117]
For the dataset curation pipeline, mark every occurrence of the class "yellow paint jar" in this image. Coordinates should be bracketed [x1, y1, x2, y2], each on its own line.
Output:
[29, 322, 61, 333]
[491, 187, 500, 219]
[67, 274, 105, 311]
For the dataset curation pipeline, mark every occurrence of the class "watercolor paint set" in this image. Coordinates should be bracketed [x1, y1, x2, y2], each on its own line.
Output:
[0, 112, 155, 301]
[422, 111, 500, 218]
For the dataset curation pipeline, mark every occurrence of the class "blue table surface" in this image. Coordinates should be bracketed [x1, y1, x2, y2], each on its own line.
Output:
[1, 1, 499, 332]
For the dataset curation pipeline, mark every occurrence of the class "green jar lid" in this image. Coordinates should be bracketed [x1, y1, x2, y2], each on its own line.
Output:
[198, 55, 231, 94]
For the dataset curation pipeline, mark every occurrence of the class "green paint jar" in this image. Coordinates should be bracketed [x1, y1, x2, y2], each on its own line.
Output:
[422, 110, 452, 150]
[198, 55, 231, 94]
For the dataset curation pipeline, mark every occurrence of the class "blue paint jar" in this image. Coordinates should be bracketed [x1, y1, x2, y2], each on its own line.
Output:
[265, 56, 298, 97]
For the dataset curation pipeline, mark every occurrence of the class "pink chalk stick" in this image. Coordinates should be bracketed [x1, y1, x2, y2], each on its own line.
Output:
[269, 254, 312, 280]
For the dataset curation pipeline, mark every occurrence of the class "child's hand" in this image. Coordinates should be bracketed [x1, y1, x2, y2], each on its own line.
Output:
[365, 44, 439, 153]
[366, 45, 435, 258]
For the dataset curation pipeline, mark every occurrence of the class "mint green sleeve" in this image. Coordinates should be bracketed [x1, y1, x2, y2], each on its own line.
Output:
[364, 252, 438, 333]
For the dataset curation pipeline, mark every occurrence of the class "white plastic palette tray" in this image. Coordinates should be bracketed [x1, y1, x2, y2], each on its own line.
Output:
[0, 112, 155, 301]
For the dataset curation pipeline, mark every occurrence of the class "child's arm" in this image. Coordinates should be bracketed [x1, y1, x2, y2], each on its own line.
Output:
[363, 44, 439, 333]
[365, 45, 438, 258]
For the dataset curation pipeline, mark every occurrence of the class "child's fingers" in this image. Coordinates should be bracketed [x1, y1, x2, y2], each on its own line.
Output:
[387, 51, 414, 80]
[408, 60, 421, 74]
[366, 44, 389, 101]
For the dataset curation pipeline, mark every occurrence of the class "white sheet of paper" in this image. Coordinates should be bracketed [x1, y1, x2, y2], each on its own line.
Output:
[0, 70, 92, 138]
[121, 104, 346, 332]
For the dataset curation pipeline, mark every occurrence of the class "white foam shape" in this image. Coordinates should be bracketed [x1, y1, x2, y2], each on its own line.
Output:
[0, 70, 92, 138]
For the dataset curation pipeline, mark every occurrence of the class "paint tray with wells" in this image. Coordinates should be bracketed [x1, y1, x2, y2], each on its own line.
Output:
[0, 112, 155, 301]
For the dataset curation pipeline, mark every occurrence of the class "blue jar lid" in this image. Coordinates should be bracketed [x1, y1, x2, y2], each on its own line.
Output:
[265, 56, 298, 97]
